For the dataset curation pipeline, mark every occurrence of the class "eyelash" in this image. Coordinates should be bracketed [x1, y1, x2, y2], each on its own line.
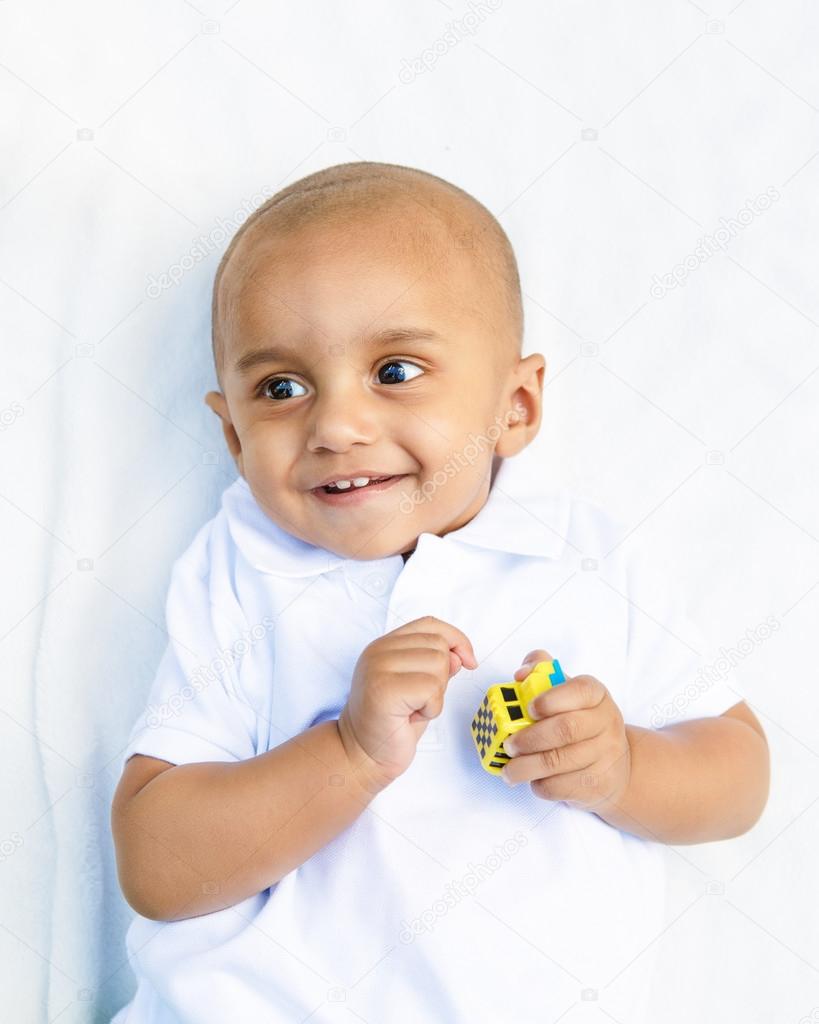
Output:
[254, 359, 425, 401]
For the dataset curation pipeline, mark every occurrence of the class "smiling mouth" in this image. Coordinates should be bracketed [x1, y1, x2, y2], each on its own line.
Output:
[310, 474, 409, 503]
[320, 475, 393, 494]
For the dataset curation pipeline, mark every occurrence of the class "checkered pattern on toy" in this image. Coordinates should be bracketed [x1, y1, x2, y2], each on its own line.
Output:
[471, 695, 498, 758]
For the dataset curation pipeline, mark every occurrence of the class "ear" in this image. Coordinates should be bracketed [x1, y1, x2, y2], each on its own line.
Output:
[204, 390, 244, 474]
[493, 353, 545, 458]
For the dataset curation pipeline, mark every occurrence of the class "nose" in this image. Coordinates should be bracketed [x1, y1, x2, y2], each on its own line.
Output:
[305, 378, 381, 453]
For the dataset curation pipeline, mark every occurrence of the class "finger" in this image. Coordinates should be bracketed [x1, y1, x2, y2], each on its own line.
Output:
[529, 768, 605, 805]
[501, 736, 600, 786]
[502, 709, 602, 757]
[527, 674, 607, 720]
[382, 633, 469, 679]
[392, 615, 478, 670]
[412, 689, 444, 722]
[513, 649, 553, 679]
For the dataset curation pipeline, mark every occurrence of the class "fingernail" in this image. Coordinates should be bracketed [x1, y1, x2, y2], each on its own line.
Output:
[501, 767, 513, 785]
[503, 738, 517, 756]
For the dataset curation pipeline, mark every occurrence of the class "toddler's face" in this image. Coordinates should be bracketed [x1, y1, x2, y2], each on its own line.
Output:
[206, 207, 543, 560]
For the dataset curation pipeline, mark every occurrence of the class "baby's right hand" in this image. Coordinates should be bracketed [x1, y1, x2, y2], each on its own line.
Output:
[337, 615, 478, 795]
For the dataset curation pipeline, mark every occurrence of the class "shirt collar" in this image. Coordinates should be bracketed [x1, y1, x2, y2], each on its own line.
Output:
[221, 452, 570, 579]
[443, 451, 570, 561]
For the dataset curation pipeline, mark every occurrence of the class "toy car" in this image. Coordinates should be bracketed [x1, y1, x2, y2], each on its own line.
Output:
[471, 659, 566, 775]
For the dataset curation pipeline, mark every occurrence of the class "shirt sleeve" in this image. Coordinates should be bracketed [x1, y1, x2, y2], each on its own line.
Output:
[622, 549, 744, 730]
[118, 519, 260, 776]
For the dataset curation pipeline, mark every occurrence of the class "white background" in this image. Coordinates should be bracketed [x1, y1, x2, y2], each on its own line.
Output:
[1, 1, 817, 1021]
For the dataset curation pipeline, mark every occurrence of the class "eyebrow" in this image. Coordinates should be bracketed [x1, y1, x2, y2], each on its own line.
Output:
[233, 326, 442, 376]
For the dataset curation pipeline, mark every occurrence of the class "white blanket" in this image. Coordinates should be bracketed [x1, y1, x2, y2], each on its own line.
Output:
[1, 2, 816, 1021]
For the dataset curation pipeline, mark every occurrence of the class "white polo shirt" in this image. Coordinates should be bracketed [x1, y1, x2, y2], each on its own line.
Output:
[112, 450, 740, 1024]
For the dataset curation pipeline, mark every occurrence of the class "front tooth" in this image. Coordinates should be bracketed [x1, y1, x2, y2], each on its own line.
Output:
[352, 477, 371, 488]
[333, 479, 353, 489]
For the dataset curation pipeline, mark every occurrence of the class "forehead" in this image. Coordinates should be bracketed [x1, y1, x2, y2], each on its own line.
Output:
[222, 207, 489, 359]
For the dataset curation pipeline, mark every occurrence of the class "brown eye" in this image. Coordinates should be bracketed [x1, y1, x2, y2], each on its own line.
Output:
[260, 378, 307, 400]
[377, 360, 424, 385]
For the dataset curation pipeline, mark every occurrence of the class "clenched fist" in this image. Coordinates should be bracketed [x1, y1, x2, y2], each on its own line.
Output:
[338, 615, 478, 795]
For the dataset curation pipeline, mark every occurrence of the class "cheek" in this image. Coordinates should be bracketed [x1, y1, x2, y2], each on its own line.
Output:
[413, 393, 481, 443]
[243, 415, 297, 450]
[239, 427, 292, 483]
[442, 403, 500, 457]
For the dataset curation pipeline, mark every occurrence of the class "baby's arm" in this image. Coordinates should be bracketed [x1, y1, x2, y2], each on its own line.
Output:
[113, 615, 476, 922]
[593, 701, 770, 843]
[111, 719, 380, 922]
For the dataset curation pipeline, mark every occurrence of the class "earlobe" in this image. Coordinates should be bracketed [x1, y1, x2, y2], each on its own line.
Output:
[204, 390, 243, 467]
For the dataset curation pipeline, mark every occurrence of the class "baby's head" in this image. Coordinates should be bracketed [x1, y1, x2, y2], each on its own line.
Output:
[205, 161, 546, 561]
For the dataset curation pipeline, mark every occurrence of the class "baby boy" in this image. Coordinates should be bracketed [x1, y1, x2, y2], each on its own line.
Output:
[111, 161, 769, 1024]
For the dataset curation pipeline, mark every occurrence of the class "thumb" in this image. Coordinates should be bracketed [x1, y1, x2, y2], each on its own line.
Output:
[449, 639, 478, 674]
[514, 649, 553, 679]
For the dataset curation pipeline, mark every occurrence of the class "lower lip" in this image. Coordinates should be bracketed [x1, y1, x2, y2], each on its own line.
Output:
[310, 475, 409, 506]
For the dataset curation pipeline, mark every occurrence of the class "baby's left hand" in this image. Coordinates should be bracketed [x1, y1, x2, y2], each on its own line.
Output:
[501, 649, 632, 812]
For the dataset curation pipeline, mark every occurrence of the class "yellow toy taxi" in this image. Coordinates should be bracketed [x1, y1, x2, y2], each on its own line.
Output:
[471, 659, 567, 775]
